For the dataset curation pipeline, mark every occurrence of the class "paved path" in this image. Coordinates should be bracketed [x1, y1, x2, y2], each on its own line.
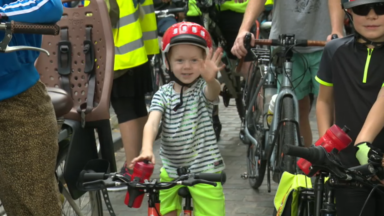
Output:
[105, 100, 319, 216]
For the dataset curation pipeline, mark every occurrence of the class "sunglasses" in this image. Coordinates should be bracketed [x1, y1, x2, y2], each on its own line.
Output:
[351, 3, 384, 16]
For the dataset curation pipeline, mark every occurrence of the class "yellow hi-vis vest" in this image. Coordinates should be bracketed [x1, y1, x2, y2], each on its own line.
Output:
[219, 0, 248, 13]
[265, 0, 274, 6]
[187, 0, 202, 17]
[85, 0, 148, 70]
[219, 0, 271, 13]
[139, 0, 159, 55]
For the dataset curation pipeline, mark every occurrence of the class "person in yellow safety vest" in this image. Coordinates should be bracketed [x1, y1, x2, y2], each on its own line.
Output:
[185, 0, 204, 26]
[85, 0, 159, 191]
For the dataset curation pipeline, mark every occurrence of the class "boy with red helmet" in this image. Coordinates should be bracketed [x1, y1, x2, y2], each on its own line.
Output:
[130, 22, 226, 216]
[318, 0, 384, 215]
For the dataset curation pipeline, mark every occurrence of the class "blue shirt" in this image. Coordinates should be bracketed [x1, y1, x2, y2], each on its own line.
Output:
[0, 0, 63, 101]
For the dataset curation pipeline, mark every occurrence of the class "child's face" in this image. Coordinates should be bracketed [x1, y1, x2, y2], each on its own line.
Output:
[167, 44, 205, 84]
[351, 7, 384, 42]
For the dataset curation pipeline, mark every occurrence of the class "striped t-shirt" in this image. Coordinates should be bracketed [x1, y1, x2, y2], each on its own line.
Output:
[149, 78, 225, 178]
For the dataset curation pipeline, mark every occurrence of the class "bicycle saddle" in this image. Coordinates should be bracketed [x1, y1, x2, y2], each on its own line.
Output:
[47, 87, 73, 118]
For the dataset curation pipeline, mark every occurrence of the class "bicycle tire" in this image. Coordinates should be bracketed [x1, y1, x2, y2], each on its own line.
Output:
[245, 65, 267, 189]
[247, 135, 267, 189]
[273, 96, 297, 183]
[57, 140, 104, 216]
[235, 76, 245, 122]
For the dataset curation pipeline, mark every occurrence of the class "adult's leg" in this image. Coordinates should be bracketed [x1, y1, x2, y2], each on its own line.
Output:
[0, 81, 61, 215]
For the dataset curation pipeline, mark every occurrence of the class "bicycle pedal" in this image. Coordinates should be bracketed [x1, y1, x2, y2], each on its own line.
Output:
[241, 172, 248, 179]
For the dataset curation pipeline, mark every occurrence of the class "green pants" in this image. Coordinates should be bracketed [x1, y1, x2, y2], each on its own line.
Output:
[159, 168, 226, 216]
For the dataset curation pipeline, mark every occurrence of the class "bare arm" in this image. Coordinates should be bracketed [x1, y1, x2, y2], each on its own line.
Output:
[239, 0, 267, 32]
[327, 0, 345, 41]
[231, 0, 267, 58]
[316, 85, 334, 137]
[129, 111, 162, 167]
[355, 87, 384, 145]
[204, 79, 221, 101]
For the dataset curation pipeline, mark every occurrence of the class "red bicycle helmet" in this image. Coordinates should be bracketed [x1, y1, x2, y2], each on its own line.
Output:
[161, 22, 212, 55]
[343, 0, 384, 9]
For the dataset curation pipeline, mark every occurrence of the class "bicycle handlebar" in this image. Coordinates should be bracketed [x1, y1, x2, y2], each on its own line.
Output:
[283, 145, 384, 186]
[155, 7, 187, 16]
[0, 20, 60, 55]
[251, 39, 326, 47]
[81, 170, 227, 191]
[155, 0, 189, 18]
[237, 33, 326, 72]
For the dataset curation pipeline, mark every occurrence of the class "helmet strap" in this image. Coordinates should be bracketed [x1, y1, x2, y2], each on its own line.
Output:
[345, 10, 384, 48]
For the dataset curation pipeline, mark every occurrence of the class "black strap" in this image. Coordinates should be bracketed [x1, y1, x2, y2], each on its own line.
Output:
[57, 28, 72, 95]
[77, 26, 96, 127]
[101, 188, 116, 216]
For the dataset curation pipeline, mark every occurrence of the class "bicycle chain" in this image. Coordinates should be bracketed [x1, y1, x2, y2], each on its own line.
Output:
[101, 188, 116, 216]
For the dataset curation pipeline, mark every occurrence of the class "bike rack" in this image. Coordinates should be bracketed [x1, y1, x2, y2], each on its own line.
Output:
[36, 0, 116, 200]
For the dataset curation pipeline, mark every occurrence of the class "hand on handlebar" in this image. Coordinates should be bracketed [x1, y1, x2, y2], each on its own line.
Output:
[326, 32, 343, 42]
[355, 142, 384, 167]
[231, 30, 255, 59]
[129, 150, 155, 169]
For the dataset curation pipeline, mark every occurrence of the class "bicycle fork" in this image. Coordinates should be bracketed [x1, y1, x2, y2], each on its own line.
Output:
[148, 191, 161, 216]
[265, 61, 302, 192]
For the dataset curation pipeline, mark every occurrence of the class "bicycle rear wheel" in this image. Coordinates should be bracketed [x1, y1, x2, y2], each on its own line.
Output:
[57, 140, 103, 216]
[245, 65, 267, 189]
[273, 96, 297, 183]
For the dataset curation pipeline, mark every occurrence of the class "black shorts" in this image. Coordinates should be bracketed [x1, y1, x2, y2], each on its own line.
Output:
[110, 62, 152, 123]
[217, 10, 254, 61]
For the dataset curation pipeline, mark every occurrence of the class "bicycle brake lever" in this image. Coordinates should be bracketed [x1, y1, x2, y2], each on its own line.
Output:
[0, 30, 50, 55]
[1, 45, 50, 55]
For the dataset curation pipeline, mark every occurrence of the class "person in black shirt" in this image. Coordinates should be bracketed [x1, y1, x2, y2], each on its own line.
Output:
[317, 0, 384, 215]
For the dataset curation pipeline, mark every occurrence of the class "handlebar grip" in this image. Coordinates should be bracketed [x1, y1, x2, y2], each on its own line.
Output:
[244, 33, 252, 50]
[306, 40, 327, 47]
[283, 145, 326, 164]
[8, 21, 60, 35]
[195, 172, 226, 184]
[83, 172, 109, 182]
[252, 39, 280, 46]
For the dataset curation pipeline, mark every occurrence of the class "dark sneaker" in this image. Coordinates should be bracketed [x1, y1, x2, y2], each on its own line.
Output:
[107, 163, 132, 192]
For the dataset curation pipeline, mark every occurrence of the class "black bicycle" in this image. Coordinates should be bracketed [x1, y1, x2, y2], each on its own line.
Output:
[279, 144, 384, 216]
[78, 160, 226, 216]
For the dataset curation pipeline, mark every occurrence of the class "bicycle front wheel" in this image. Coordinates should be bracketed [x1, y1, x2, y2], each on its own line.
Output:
[273, 96, 297, 183]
